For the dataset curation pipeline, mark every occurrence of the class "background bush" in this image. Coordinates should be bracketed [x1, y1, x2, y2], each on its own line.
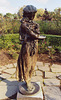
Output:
[0, 19, 61, 35]
[0, 19, 20, 34]
[38, 34, 61, 54]
[0, 34, 61, 53]
[37, 20, 61, 35]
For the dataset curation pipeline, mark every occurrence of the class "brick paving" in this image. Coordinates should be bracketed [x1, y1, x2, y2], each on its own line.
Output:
[0, 62, 61, 100]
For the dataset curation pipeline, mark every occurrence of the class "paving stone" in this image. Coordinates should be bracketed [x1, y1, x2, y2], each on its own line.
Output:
[5, 64, 14, 68]
[51, 64, 61, 73]
[31, 76, 43, 86]
[0, 86, 18, 100]
[4, 68, 16, 75]
[36, 70, 43, 76]
[0, 66, 7, 71]
[43, 63, 50, 67]
[38, 66, 50, 72]
[43, 86, 61, 100]
[44, 79, 60, 86]
[36, 62, 50, 67]
[51, 66, 61, 72]
[36, 62, 43, 66]
[45, 72, 56, 78]
[45, 72, 61, 78]
[0, 73, 11, 79]
[52, 64, 61, 67]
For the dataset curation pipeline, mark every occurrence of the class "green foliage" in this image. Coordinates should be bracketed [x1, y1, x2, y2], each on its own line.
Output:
[0, 34, 21, 59]
[4, 13, 13, 19]
[0, 13, 3, 17]
[7, 49, 18, 59]
[54, 8, 61, 20]
[0, 19, 20, 34]
[43, 8, 52, 20]
[0, 34, 61, 59]
[38, 20, 61, 35]
[0, 34, 21, 50]
[38, 34, 61, 55]
[35, 8, 44, 19]
[17, 5, 26, 18]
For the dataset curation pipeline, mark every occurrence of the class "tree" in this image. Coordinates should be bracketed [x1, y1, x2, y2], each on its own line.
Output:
[0, 13, 3, 19]
[43, 8, 52, 21]
[54, 8, 61, 20]
[17, 5, 26, 18]
[0, 13, 3, 16]
[13, 13, 19, 19]
[35, 8, 44, 18]
[54, 8, 61, 15]
[4, 13, 14, 19]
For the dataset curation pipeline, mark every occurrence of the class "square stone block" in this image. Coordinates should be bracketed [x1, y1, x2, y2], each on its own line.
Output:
[17, 82, 43, 100]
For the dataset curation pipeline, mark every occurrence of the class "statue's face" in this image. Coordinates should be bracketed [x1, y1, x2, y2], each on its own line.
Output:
[23, 12, 35, 20]
[27, 13, 35, 20]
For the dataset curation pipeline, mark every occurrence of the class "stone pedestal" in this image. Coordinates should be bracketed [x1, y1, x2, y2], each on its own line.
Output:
[17, 82, 43, 100]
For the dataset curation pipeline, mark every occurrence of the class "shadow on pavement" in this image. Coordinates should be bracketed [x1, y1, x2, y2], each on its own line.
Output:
[0, 77, 18, 100]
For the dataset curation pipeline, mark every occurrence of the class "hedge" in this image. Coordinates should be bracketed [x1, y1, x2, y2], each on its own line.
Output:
[0, 34, 61, 52]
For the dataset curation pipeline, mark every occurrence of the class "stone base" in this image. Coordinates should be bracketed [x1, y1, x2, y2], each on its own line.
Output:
[17, 82, 43, 100]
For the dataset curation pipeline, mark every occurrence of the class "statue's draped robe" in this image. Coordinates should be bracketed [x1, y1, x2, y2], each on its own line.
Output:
[16, 17, 40, 84]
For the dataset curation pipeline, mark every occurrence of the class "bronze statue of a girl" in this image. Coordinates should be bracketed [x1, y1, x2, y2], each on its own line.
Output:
[16, 5, 46, 93]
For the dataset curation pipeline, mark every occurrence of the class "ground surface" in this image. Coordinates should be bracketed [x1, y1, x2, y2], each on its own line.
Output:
[0, 50, 61, 100]
[0, 50, 61, 66]
[0, 61, 61, 100]
[0, 50, 16, 66]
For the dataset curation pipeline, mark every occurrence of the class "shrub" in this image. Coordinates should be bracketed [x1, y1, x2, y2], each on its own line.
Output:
[0, 34, 21, 50]
[0, 19, 20, 34]
[37, 20, 61, 35]
[38, 34, 61, 54]
[0, 34, 61, 59]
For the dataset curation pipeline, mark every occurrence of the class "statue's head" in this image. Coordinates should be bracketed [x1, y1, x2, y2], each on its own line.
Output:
[23, 5, 37, 20]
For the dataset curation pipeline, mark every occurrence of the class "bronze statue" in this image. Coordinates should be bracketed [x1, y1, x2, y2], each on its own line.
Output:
[16, 5, 46, 93]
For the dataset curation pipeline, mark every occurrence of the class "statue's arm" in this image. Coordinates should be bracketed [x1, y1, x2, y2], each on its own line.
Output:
[21, 22, 40, 39]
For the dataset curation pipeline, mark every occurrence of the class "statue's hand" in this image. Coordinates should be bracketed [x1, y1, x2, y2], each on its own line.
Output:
[37, 35, 46, 40]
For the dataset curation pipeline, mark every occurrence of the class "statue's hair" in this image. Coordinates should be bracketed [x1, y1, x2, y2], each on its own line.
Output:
[23, 5, 37, 13]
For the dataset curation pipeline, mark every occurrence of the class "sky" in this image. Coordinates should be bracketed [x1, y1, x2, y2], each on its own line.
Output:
[0, 0, 61, 15]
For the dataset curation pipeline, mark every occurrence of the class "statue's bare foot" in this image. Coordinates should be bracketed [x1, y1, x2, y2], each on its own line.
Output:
[26, 82, 35, 93]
